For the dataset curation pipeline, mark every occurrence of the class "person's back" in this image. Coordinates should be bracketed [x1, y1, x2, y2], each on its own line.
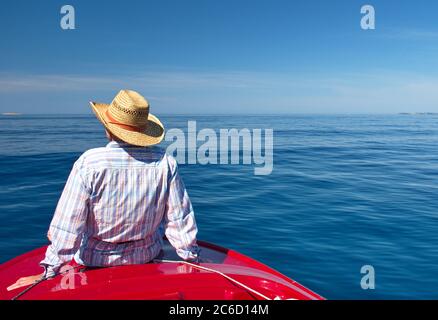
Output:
[38, 89, 198, 277]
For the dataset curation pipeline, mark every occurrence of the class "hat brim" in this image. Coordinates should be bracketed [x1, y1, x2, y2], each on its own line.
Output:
[90, 101, 165, 147]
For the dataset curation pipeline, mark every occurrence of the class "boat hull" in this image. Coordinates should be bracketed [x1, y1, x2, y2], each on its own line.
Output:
[0, 240, 323, 300]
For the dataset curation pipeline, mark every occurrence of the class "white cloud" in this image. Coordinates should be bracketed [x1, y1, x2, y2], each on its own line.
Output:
[0, 70, 437, 113]
[0, 71, 291, 92]
[379, 28, 438, 40]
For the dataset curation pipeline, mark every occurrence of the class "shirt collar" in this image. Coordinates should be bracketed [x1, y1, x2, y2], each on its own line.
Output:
[106, 140, 161, 152]
[106, 140, 132, 148]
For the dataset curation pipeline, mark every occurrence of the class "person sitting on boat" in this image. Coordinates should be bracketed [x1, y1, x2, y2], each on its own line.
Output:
[13, 90, 199, 286]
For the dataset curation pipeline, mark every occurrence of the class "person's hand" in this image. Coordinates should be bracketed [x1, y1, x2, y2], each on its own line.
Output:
[7, 273, 44, 291]
[47, 230, 52, 242]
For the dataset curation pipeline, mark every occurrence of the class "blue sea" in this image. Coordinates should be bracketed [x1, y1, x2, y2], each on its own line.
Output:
[1, 114, 438, 299]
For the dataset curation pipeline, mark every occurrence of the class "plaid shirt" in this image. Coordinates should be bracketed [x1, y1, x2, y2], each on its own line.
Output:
[40, 141, 198, 276]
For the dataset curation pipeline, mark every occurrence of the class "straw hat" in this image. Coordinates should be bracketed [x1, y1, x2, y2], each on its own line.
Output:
[90, 90, 165, 147]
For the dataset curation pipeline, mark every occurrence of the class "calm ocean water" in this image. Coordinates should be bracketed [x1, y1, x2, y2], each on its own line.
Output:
[0, 114, 437, 299]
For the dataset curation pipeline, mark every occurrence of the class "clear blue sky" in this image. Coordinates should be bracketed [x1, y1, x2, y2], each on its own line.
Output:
[0, 0, 437, 114]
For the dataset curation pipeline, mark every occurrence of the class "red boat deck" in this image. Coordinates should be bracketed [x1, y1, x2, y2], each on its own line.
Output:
[0, 240, 323, 300]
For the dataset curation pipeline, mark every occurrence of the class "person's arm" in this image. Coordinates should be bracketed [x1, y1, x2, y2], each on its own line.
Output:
[164, 156, 199, 261]
[40, 162, 90, 277]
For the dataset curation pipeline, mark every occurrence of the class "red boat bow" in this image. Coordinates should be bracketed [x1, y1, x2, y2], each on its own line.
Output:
[0, 240, 323, 300]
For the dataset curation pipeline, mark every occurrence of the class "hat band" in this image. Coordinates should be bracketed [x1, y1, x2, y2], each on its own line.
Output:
[105, 110, 146, 133]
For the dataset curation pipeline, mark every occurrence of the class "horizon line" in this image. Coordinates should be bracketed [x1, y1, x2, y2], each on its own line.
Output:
[2, 112, 437, 116]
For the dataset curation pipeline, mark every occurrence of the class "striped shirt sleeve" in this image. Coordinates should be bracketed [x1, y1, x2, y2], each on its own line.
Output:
[164, 156, 199, 261]
[40, 160, 90, 276]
